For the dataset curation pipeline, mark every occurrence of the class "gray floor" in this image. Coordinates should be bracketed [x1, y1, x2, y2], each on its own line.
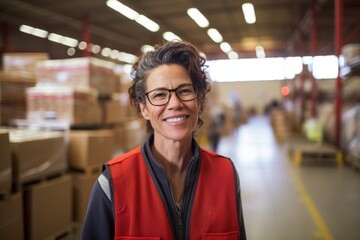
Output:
[218, 116, 360, 240]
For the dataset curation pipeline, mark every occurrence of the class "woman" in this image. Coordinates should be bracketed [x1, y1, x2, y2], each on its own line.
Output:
[81, 41, 246, 240]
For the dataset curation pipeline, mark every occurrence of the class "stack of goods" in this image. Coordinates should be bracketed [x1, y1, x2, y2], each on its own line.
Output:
[270, 108, 292, 143]
[0, 128, 72, 240]
[0, 53, 49, 125]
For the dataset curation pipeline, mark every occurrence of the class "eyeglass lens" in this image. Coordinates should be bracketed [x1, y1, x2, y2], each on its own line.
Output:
[147, 84, 196, 106]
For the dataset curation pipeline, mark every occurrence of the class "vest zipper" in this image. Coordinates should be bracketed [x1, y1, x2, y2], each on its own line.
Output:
[176, 205, 184, 240]
[161, 166, 184, 240]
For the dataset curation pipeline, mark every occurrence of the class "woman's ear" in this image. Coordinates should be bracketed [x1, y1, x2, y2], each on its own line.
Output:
[139, 103, 150, 120]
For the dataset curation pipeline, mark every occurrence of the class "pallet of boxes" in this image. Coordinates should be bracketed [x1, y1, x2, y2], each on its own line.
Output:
[1, 53, 73, 240]
[1, 55, 148, 239]
[31, 57, 147, 231]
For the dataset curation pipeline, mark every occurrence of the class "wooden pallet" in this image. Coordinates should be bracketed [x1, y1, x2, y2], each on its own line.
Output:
[288, 139, 344, 167]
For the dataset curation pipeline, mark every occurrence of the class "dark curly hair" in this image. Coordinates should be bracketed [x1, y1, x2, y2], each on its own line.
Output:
[128, 41, 211, 132]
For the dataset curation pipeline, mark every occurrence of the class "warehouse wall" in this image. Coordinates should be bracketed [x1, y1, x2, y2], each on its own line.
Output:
[215, 80, 283, 115]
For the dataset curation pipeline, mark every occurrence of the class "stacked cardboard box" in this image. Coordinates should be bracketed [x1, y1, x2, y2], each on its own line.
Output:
[2, 53, 49, 78]
[0, 193, 24, 240]
[36, 57, 118, 96]
[9, 129, 68, 191]
[68, 129, 113, 225]
[23, 174, 72, 240]
[0, 53, 48, 126]
[26, 86, 102, 126]
[0, 130, 11, 195]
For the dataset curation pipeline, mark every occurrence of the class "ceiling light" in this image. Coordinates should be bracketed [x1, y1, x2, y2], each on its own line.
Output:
[242, 3, 256, 24]
[187, 8, 209, 28]
[19, 24, 33, 34]
[220, 42, 232, 53]
[107, 0, 159, 33]
[19, 25, 48, 38]
[228, 51, 238, 59]
[207, 28, 223, 43]
[78, 41, 87, 50]
[101, 47, 112, 57]
[48, 33, 63, 44]
[136, 15, 160, 32]
[118, 52, 138, 64]
[110, 49, 120, 59]
[141, 45, 155, 53]
[62, 36, 78, 48]
[163, 32, 181, 41]
[91, 44, 101, 54]
[256, 46, 265, 58]
[106, 0, 139, 20]
[67, 48, 76, 56]
[31, 28, 48, 38]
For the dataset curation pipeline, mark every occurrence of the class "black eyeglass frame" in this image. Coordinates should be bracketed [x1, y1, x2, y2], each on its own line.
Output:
[144, 83, 197, 106]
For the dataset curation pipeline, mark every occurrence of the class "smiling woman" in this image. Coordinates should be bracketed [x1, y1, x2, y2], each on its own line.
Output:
[81, 41, 247, 240]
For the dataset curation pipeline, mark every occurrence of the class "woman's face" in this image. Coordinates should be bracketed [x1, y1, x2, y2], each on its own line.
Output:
[140, 64, 199, 142]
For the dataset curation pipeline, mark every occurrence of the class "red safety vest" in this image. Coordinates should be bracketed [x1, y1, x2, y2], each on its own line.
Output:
[108, 147, 240, 240]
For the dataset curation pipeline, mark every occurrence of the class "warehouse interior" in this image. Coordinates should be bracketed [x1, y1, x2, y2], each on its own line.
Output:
[0, 0, 360, 239]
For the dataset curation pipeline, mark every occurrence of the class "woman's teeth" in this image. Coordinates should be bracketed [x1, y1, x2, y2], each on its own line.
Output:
[165, 116, 187, 122]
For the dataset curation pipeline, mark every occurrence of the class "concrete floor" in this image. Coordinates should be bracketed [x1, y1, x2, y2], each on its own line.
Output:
[218, 116, 360, 240]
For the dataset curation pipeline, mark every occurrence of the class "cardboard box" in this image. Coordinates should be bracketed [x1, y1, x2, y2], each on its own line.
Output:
[9, 129, 67, 188]
[24, 174, 72, 240]
[0, 73, 36, 102]
[26, 86, 102, 126]
[2, 52, 49, 77]
[101, 93, 132, 124]
[0, 103, 26, 126]
[72, 172, 98, 224]
[0, 130, 12, 195]
[68, 130, 113, 170]
[0, 192, 24, 240]
[36, 57, 118, 95]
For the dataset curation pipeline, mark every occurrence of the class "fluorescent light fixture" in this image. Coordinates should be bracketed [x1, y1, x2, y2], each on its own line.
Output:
[78, 41, 87, 50]
[136, 15, 160, 32]
[163, 31, 181, 41]
[110, 49, 120, 59]
[242, 3, 256, 24]
[220, 42, 232, 53]
[118, 52, 138, 64]
[20, 24, 48, 38]
[19, 24, 33, 34]
[107, 0, 159, 32]
[187, 8, 209, 28]
[106, 0, 139, 20]
[31, 28, 48, 38]
[67, 48, 76, 56]
[207, 28, 223, 43]
[228, 51, 238, 59]
[91, 44, 101, 54]
[48, 33, 63, 43]
[141, 44, 155, 53]
[255, 45, 265, 58]
[101, 47, 112, 57]
[62, 36, 78, 47]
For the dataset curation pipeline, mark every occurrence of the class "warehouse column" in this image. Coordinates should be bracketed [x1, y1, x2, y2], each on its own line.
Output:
[310, 0, 318, 118]
[334, 0, 343, 147]
[83, 14, 91, 57]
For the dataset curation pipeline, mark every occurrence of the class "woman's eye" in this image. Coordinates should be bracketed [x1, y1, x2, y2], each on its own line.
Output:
[153, 92, 167, 99]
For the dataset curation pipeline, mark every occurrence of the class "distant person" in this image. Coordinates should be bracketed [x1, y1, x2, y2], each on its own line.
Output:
[81, 41, 247, 239]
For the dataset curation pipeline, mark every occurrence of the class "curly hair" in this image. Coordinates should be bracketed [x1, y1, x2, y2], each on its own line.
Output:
[128, 41, 211, 132]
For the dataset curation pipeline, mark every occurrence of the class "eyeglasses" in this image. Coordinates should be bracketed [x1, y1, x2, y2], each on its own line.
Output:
[144, 83, 197, 106]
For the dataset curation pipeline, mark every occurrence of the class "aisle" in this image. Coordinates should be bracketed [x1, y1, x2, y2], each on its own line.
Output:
[217, 116, 360, 240]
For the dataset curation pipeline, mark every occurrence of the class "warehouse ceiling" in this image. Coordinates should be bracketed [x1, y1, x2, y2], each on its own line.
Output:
[0, 0, 359, 63]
